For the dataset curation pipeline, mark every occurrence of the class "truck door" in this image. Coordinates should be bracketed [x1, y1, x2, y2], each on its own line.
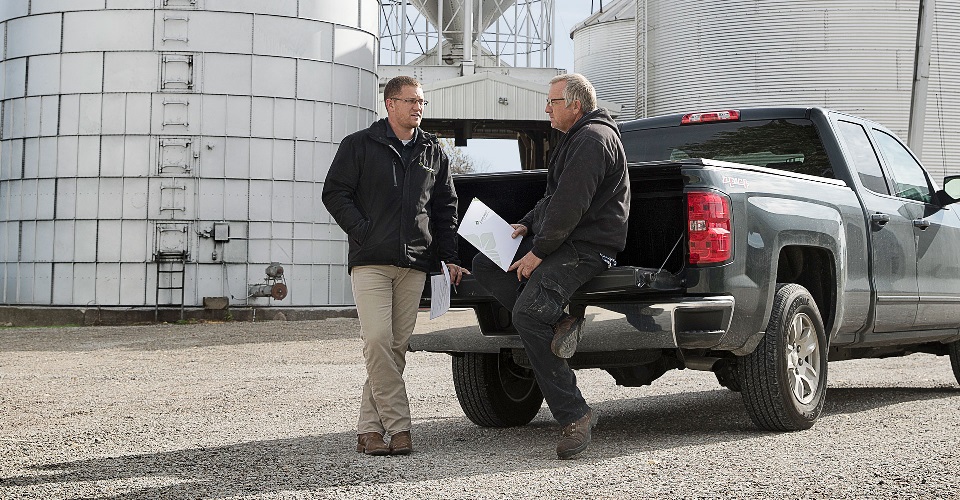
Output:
[871, 129, 960, 330]
[835, 120, 918, 334]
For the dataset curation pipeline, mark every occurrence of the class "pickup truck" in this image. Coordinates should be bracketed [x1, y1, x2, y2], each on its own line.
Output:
[414, 106, 960, 431]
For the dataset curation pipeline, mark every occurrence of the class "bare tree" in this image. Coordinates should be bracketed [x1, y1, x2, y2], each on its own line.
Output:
[439, 138, 488, 174]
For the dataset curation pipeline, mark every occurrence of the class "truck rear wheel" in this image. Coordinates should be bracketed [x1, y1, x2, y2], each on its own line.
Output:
[739, 283, 827, 431]
[452, 351, 543, 427]
[949, 341, 960, 386]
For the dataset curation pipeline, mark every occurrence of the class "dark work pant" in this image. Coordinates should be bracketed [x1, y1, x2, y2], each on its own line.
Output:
[472, 238, 609, 426]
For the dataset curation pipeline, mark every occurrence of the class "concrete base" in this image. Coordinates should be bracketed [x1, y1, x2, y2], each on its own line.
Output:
[0, 306, 358, 327]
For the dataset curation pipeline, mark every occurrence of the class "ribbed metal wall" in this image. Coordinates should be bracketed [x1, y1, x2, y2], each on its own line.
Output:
[0, 0, 379, 307]
[574, 0, 960, 181]
[645, 0, 960, 181]
[922, 0, 960, 181]
[645, 1, 917, 129]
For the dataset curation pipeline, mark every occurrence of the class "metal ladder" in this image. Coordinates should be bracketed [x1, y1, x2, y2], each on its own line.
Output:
[155, 252, 187, 321]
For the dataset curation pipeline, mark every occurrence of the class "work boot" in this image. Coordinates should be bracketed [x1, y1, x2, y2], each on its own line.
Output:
[556, 409, 597, 460]
[551, 313, 585, 358]
[389, 431, 413, 455]
[356, 432, 390, 456]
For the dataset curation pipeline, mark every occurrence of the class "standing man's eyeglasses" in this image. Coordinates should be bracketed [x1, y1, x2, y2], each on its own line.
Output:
[389, 97, 429, 106]
[546, 98, 568, 107]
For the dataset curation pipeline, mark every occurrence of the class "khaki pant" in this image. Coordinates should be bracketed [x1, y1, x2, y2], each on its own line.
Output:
[351, 265, 426, 436]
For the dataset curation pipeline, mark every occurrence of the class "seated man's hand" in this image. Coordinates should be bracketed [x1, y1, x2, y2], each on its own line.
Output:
[510, 224, 528, 239]
[508, 251, 542, 281]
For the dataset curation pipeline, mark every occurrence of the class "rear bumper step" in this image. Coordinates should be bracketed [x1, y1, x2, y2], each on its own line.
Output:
[411, 295, 736, 353]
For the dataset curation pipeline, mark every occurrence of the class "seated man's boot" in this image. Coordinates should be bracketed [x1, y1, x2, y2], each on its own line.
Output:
[551, 313, 585, 359]
[389, 431, 413, 455]
[556, 409, 597, 460]
[356, 432, 390, 456]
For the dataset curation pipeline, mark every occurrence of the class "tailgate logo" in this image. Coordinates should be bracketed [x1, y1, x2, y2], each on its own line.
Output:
[722, 175, 749, 189]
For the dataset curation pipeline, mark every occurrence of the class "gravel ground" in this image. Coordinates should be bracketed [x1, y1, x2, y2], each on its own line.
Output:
[1, 309, 959, 499]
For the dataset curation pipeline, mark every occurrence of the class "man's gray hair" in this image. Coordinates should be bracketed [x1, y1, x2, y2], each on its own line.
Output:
[549, 73, 597, 112]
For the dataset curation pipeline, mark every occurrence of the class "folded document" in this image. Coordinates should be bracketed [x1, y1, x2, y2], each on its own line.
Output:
[457, 198, 522, 272]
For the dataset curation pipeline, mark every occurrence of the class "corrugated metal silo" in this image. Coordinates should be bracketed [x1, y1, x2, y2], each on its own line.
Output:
[0, 0, 379, 312]
[573, 0, 960, 181]
[571, 0, 637, 119]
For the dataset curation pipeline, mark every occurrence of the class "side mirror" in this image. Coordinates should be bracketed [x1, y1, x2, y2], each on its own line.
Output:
[937, 175, 960, 206]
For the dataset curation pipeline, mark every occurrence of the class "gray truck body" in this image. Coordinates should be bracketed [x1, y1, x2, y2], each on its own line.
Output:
[411, 106, 960, 430]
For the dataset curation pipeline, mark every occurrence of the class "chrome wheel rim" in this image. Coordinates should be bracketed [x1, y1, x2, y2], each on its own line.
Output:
[786, 312, 821, 404]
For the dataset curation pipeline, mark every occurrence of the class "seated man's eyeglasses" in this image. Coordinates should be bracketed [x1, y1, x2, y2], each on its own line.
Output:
[390, 97, 429, 106]
[546, 98, 568, 107]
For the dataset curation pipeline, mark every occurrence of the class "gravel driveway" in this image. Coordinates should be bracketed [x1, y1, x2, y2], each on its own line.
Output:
[1, 310, 958, 499]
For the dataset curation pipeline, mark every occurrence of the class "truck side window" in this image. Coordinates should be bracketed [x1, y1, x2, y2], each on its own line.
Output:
[872, 130, 935, 204]
[836, 120, 889, 195]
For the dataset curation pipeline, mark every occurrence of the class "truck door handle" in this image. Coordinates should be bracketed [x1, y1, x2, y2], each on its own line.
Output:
[913, 218, 931, 229]
[870, 213, 890, 226]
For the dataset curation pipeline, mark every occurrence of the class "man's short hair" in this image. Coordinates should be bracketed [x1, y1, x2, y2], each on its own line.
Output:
[384, 75, 422, 101]
[549, 73, 597, 113]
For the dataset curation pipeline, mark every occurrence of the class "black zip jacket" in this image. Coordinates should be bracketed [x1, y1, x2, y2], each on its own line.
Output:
[322, 119, 460, 273]
[519, 108, 631, 258]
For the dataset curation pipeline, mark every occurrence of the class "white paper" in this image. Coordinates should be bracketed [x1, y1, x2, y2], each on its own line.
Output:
[457, 198, 522, 271]
[430, 261, 451, 319]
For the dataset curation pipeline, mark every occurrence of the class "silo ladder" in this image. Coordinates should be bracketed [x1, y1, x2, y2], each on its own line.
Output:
[155, 252, 187, 321]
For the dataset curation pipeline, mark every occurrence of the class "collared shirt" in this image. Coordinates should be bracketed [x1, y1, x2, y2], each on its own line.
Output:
[385, 125, 419, 168]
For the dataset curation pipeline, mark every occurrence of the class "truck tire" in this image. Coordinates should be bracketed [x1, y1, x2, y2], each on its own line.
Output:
[739, 283, 827, 431]
[949, 341, 960, 386]
[452, 351, 543, 427]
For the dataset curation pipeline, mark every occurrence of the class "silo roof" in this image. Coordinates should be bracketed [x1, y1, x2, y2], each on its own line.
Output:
[570, 0, 636, 39]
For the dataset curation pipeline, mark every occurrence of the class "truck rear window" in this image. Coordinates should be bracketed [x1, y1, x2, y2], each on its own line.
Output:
[623, 119, 834, 179]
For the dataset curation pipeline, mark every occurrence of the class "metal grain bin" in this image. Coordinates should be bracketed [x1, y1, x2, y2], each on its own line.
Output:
[0, 0, 379, 311]
[574, 0, 959, 180]
[571, 0, 637, 120]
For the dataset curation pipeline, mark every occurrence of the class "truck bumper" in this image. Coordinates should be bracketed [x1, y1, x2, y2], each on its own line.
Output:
[410, 295, 736, 354]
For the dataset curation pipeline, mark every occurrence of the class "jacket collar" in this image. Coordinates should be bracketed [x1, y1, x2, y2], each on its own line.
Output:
[368, 118, 435, 146]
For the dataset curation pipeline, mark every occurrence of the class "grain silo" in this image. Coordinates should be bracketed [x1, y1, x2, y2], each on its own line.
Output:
[0, 0, 379, 320]
[573, 0, 960, 180]
[571, 0, 637, 120]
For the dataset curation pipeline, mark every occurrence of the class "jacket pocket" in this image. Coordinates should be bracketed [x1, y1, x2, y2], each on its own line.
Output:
[349, 220, 371, 246]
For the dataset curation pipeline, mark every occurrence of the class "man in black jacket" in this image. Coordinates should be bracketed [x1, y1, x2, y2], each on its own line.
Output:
[472, 73, 630, 459]
[322, 76, 466, 456]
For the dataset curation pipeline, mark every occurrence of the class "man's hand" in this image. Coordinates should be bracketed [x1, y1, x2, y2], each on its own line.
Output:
[446, 262, 470, 286]
[508, 251, 542, 281]
[510, 224, 528, 239]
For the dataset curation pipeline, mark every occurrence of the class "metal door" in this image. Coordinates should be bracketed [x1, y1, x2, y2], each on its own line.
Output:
[835, 119, 918, 334]
[871, 128, 960, 330]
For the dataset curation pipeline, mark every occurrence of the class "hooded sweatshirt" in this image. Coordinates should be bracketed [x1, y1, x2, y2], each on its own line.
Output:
[519, 108, 630, 258]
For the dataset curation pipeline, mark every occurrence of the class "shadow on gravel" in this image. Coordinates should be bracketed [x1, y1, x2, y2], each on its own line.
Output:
[3, 386, 956, 497]
[823, 386, 960, 415]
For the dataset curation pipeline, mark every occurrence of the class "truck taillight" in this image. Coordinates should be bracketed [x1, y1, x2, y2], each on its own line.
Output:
[687, 191, 732, 265]
[681, 110, 741, 124]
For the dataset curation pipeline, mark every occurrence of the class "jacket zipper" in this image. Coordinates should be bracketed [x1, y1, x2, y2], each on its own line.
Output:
[387, 145, 401, 187]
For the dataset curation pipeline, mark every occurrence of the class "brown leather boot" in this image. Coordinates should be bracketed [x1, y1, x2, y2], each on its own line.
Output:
[356, 432, 390, 456]
[389, 431, 413, 455]
[556, 409, 597, 459]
